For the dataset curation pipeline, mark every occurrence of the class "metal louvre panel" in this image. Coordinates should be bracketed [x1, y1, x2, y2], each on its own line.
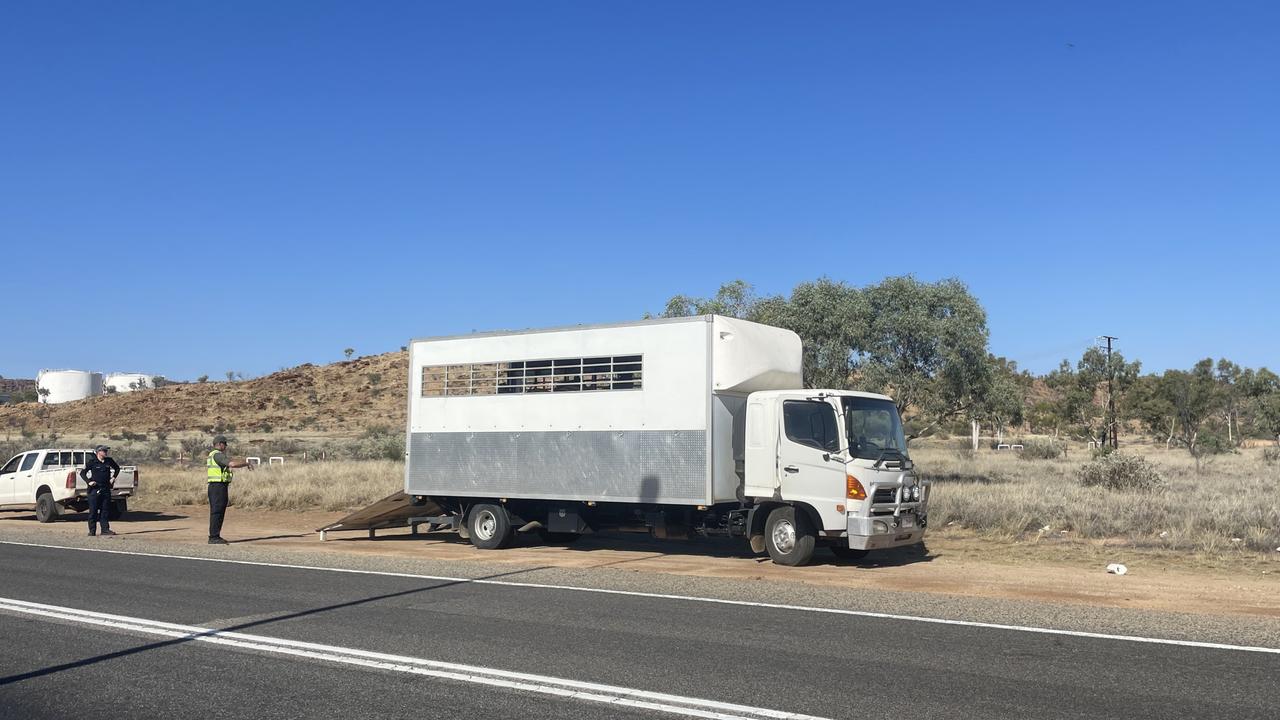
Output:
[407, 430, 707, 504]
[872, 488, 897, 504]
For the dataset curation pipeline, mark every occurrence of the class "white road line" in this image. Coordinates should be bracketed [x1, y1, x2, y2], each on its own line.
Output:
[3, 539, 1279, 655]
[0, 596, 828, 720]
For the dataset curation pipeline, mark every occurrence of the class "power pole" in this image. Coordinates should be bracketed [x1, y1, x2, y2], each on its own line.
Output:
[1101, 335, 1119, 449]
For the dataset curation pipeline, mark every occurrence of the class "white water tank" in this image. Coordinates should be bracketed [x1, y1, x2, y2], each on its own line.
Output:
[37, 369, 104, 404]
[105, 372, 159, 393]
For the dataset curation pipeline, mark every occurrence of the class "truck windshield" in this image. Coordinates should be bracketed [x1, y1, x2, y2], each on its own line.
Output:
[842, 397, 909, 461]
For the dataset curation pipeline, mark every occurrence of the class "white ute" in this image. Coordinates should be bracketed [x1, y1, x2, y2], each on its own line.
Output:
[0, 449, 138, 523]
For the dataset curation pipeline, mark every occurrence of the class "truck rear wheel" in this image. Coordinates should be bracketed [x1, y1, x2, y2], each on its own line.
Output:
[109, 499, 128, 521]
[35, 492, 61, 523]
[764, 506, 815, 566]
[467, 504, 513, 550]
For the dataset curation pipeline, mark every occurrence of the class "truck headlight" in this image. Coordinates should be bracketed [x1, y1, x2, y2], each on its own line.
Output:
[911, 485, 921, 501]
[872, 520, 888, 534]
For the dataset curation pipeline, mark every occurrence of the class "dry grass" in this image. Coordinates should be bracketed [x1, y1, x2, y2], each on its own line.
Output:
[915, 442, 1280, 555]
[131, 441, 1280, 558]
[132, 460, 402, 512]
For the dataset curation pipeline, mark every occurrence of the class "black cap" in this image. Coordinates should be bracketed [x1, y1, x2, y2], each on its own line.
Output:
[213, 435, 228, 445]
[94, 445, 109, 452]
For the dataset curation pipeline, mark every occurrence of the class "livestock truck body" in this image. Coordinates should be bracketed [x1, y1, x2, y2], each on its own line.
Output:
[404, 315, 927, 565]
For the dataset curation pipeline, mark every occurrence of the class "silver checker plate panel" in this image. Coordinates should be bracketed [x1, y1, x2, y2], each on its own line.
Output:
[406, 430, 707, 504]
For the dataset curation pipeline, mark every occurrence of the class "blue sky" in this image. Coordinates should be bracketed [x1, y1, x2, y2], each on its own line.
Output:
[2, 1, 1276, 380]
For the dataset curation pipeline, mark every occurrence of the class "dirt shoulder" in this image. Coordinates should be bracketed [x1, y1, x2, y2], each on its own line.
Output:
[2, 504, 1275, 621]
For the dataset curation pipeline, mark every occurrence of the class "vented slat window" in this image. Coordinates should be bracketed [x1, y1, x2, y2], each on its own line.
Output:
[422, 355, 643, 397]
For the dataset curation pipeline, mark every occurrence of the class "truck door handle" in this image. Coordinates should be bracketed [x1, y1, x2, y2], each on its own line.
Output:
[783, 465, 799, 473]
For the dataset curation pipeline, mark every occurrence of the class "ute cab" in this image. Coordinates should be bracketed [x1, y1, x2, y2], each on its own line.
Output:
[744, 390, 928, 565]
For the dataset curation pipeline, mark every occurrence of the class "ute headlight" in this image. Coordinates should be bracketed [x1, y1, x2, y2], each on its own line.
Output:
[911, 485, 921, 501]
[872, 520, 889, 534]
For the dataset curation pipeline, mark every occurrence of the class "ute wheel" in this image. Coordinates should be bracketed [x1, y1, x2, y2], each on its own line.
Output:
[537, 530, 581, 545]
[830, 546, 869, 561]
[35, 492, 61, 523]
[764, 506, 815, 566]
[467, 504, 513, 550]
[109, 499, 128, 521]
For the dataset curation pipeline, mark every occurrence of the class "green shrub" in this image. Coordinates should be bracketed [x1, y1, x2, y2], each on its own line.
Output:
[114, 438, 170, 464]
[332, 426, 405, 461]
[1078, 452, 1165, 492]
[950, 438, 975, 461]
[0, 439, 25, 462]
[1263, 447, 1280, 465]
[1018, 440, 1065, 460]
[179, 437, 208, 461]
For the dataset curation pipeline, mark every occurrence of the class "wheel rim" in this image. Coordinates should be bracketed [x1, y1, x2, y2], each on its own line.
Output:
[474, 510, 497, 541]
[771, 518, 796, 554]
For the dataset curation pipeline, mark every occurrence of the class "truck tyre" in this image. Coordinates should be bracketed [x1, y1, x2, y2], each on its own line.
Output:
[109, 499, 128, 521]
[830, 546, 869, 561]
[467, 504, 513, 550]
[764, 506, 815, 566]
[35, 492, 61, 523]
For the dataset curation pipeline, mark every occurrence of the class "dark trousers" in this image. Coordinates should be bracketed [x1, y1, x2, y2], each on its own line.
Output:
[87, 489, 111, 534]
[208, 482, 229, 538]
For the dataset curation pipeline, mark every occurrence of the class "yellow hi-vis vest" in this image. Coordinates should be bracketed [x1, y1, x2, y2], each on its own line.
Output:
[207, 450, 232, 483]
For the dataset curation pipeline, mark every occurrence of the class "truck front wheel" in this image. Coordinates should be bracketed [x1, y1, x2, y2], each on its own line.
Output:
[35, 492, 61, 523]
[467, 504, 513, 550]
[764, 506, 815, 566]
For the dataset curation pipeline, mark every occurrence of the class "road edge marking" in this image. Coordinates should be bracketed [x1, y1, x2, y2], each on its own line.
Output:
[0, 596, 828, 720]
[2, 539, 1277, 655]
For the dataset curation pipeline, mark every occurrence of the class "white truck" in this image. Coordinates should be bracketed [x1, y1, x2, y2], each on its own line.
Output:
[0, 449, 138, 523]
[402, 315, 928, 566]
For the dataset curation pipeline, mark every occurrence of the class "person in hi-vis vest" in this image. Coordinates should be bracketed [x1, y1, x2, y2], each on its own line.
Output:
[206, 435, 252, 544]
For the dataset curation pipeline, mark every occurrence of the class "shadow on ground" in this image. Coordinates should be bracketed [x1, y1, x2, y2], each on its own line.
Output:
[0, 509, 188, 523]
[0, 565, 547, 686]
[326, 526, 936, 568]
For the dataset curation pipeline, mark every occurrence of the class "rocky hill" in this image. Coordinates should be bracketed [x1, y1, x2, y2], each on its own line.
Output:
[0, 377, 37, 403]
[0, 351, 408, 436]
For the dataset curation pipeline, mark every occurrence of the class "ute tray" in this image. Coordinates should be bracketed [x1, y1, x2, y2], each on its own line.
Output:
[316, 492, 446, 540]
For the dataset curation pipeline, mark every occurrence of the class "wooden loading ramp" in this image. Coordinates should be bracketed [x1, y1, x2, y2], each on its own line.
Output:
[316, 492, 447, 541]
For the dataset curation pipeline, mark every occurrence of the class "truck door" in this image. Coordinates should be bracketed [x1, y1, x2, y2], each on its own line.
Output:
[743, 399, 778, 497]
[777, 400, 845, 517]
[0, 454, 22, 504]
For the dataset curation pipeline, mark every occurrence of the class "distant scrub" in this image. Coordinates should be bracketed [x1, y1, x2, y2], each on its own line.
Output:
[918, 445, 1277, 553]
[332, 425, 405, 461]
[1077, 452, 1165, 492]
[1017, 440, 1066, 460]
[133, 460, 402, 512]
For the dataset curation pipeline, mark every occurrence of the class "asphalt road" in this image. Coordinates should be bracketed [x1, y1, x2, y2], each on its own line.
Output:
[1, 542, 1276, 719]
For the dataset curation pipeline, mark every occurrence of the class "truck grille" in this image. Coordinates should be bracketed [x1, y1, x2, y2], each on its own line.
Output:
[872, 488, 898, 505]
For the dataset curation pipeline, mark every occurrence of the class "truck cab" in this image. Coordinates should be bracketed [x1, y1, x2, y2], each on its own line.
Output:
[744, 390, 927, 565]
